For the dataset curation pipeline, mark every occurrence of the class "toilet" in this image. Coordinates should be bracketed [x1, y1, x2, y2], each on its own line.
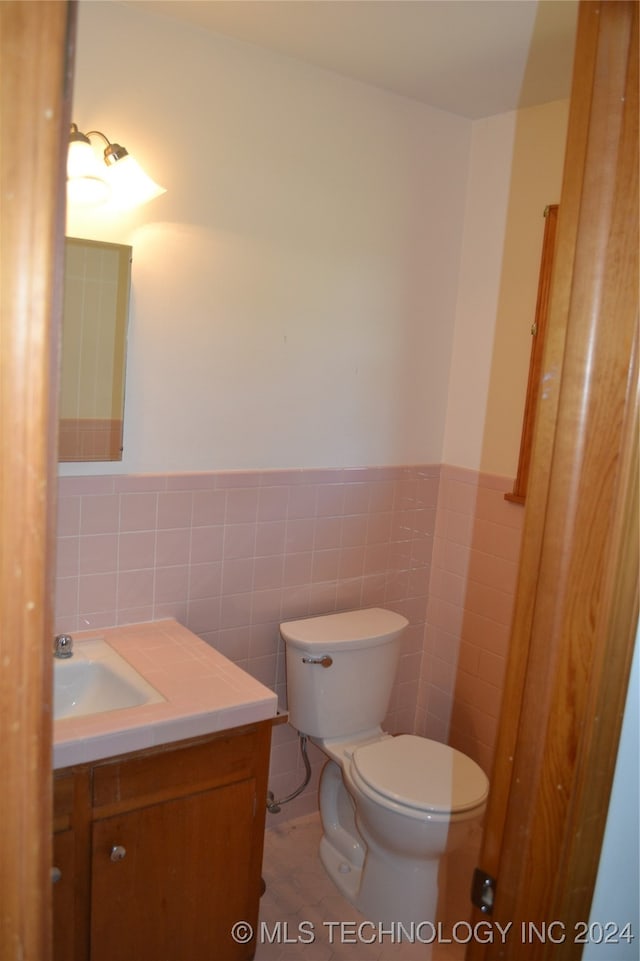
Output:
[280, 607, 489, 927]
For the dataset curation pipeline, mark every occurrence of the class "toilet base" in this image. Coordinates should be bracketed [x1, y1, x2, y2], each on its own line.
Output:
[317, 757, 443, 928]
[319, 834, 436, 951]
[319, 834, 362, 906]
[355, 827, 440, 928]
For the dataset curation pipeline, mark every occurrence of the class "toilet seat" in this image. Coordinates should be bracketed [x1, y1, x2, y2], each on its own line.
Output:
[351, 734, 488, 815]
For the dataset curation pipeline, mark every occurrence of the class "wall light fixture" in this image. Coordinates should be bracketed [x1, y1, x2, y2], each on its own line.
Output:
[67, 123, 166, 209]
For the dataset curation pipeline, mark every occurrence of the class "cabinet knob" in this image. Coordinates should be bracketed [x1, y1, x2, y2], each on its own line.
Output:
[51, 866, 62, 884]
[110, 845, 127, 862]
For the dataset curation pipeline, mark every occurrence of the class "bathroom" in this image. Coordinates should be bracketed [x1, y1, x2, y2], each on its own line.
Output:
[2, 1, 638, 959]
[60, 0, 570, 797]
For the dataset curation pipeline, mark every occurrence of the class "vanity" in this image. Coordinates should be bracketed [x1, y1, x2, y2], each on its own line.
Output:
[52, 620, 279, 961]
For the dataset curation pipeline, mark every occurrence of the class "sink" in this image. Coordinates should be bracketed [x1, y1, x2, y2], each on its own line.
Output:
[54, 637, 165, 721]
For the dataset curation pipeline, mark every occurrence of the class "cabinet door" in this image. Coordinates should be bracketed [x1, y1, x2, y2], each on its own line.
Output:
[90, 778, 258, 961]
[53, 830, 76, 961]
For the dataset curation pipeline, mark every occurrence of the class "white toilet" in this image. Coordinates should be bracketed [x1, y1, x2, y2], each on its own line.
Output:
[281, 607, 489, 927]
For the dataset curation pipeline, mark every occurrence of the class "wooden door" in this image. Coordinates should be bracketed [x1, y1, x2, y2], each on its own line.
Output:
[0, 4, 73, 959]
[90, 779, 258, 961]
[468, 2, 638, 958]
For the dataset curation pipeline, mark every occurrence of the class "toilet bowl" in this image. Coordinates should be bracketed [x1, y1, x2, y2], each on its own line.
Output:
[281, 608, 489, 927]
[319, 732, 488, 925]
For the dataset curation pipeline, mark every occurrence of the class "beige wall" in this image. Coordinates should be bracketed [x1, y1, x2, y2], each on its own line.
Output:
[65, 1, 470, 475]
[64, 3, 569, 481]
[443, 99, 570, 476]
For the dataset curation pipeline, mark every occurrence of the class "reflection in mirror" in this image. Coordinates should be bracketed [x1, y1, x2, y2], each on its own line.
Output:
[58, 238, 132, 462]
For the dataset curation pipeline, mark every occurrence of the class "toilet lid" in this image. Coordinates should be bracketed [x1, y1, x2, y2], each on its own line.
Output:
[281, 607, 408, 652]
[352, 735, 488, 814]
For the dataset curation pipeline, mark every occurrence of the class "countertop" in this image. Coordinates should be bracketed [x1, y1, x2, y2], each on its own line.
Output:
[53, 618, 278, 769]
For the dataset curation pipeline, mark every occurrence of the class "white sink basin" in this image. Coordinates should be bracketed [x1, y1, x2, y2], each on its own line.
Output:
[54, 637, 165, 721]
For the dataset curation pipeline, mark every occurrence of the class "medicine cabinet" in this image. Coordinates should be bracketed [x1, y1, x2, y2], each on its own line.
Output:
[58, 238, 131, 462]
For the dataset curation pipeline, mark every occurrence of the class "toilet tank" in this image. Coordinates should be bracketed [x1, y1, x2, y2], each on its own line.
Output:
[281, 608, 408, 738]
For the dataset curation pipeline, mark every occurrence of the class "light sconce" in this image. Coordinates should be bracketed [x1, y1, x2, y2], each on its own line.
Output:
[67, 123, 166, 210]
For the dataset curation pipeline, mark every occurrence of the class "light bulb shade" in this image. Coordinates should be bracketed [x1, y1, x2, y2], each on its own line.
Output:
[67, 124, 166, 210]
[67, 139, 111, 206]
[67, 175, 111, 206]
[104, 154, 166, 210]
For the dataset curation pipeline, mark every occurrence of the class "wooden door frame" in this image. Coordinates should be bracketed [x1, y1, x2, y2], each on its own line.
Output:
[0, 2, 74, 959]
[0, 2, 636, 959]
[468, 2, 638, 957]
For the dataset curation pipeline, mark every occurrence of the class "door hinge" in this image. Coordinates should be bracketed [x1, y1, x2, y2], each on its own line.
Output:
[471, 867, 496, 915]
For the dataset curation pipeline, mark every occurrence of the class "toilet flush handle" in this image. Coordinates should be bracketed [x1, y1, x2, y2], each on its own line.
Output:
[301, 654, 333, 668]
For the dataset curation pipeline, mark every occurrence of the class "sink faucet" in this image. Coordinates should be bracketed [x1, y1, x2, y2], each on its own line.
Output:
[54, 634, 73, 659]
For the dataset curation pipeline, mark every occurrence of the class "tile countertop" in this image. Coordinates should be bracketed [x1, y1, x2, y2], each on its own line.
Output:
[53, 618, 278, 769]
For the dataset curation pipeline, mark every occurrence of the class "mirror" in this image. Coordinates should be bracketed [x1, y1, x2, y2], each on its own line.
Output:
[58, 238, 132, 462]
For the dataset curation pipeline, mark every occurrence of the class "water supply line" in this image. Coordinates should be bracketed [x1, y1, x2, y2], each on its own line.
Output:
[266, 733, 311, 814]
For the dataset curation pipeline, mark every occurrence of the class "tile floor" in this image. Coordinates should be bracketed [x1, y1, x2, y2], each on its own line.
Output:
[254, 813, 477, 961]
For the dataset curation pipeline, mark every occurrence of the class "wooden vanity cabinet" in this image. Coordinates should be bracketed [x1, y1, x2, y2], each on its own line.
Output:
[53, 720, 273, 961]
[53, 774, 79, 961]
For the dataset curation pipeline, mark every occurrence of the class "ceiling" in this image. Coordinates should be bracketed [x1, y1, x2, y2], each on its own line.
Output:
[125, 0, 578, 119]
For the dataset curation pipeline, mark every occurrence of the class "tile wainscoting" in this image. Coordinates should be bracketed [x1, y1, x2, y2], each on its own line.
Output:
[54, 464, 523, 819]
[417, 466, 524, 776]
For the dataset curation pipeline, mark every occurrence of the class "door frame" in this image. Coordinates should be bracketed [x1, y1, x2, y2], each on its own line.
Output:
[468, 2, 638, 957]
[0, 2, 74, 958]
